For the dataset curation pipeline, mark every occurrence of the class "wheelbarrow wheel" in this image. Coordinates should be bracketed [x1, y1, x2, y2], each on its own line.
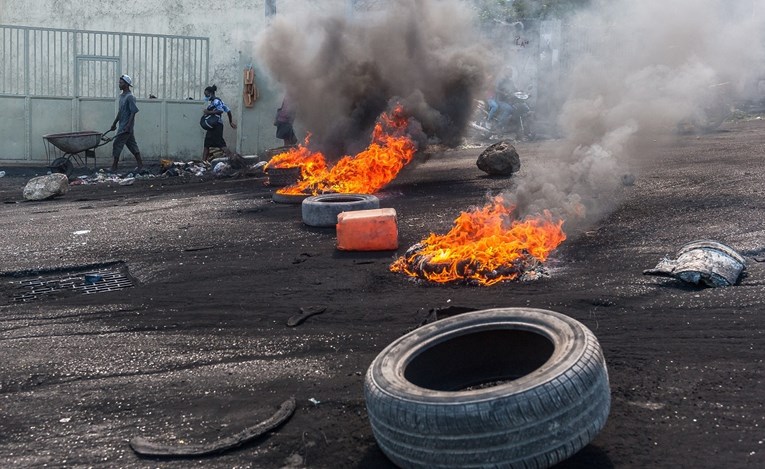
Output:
[50, 157, 74, 178]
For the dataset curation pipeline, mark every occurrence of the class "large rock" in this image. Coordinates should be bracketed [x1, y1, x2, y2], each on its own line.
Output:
[476, 140, 521, 176]
[23, 173, 69, 201]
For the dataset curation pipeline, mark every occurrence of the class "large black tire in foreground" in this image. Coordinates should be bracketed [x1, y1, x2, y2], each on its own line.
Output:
[301, 193, 379, 227]
[364, 308, 610, 469]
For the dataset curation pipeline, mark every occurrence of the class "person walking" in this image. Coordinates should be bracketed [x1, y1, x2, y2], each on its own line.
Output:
[109, 74, 143, 172]
[201, 85, 238, 163]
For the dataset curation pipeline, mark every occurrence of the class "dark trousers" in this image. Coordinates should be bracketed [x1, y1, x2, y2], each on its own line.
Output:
[112, 131, 140, 159]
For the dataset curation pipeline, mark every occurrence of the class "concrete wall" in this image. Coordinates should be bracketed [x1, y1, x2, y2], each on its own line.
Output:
[0, 0, 328, 160]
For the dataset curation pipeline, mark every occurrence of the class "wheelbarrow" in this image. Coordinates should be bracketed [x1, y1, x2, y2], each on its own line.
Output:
[42, 129, 114, 177]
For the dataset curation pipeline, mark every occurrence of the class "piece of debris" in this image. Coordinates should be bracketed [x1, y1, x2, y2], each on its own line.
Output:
[23, 173, 69, 201]
[183, 246, 214, 252]
[621, 173, 636, 186]
[476, 140, 521, 176]
[643, 240, 746, 287]
[129, 398, 296, 457]
[84, 274, 103, 285]
[287, 306, 327, 327]
[292, 253, 313, 264]
[418, 305, 477, 328]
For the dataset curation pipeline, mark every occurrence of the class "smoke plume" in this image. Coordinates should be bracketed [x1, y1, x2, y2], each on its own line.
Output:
[256, 0, 491, 157]
[257, 0, 765, 233]
[506, 0, 765, 230]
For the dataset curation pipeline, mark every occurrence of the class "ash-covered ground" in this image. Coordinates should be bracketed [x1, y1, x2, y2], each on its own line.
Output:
[1, 119, 764, 468]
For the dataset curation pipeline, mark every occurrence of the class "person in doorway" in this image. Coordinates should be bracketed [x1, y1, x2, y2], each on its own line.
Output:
[202, 84, 239, 164]
[109, 74, 143, 172]
[274, 94, 298, 146]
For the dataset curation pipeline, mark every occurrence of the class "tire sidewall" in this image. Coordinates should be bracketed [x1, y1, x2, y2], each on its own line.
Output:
[364, 307, 611, 468]
[301, 194, 379, 227]
[366, 308, 588, 404]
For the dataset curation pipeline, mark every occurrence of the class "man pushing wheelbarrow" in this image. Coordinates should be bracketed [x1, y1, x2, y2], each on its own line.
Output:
[109, 74, 143, 173]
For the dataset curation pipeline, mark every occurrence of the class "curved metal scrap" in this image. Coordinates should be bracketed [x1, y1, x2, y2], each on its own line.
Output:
[644, 240, 746, 287]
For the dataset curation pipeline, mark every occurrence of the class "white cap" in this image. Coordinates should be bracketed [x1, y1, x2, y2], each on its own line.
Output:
[120, 74, 133, 86]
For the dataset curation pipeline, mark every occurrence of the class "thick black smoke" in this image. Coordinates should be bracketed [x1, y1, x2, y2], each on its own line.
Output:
[256, 0, 491, 158]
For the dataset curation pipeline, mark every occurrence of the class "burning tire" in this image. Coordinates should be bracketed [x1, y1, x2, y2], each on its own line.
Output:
[301, 194, 379, 227]
[272, 192, 310, 204]
[364, 307, 610, 469]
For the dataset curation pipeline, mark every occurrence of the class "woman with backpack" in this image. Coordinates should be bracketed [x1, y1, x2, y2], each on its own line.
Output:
[201, 85, 238, 163]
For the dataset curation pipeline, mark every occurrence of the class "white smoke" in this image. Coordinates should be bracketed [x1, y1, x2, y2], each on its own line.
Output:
[508, 0, 765, 229]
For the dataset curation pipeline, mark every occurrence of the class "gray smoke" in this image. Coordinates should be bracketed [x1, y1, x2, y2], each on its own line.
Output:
[255, 0, 491, 157]
[256, 0, 765, 234]
[506, 0, 765, 231]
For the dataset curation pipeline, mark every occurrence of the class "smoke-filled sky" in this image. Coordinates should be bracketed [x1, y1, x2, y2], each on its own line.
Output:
[257, 0, 765, 230]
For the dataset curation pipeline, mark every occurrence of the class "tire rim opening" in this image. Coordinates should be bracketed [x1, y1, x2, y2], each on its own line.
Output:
[404, 329, 554, 391]
[322, 196, 367, 203]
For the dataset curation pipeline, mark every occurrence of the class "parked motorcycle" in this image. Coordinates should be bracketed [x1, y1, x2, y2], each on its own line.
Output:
[469, 90, 536, 141]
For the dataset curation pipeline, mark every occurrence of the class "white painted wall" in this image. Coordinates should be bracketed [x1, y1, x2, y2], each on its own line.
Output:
[0, 0, 333, 158]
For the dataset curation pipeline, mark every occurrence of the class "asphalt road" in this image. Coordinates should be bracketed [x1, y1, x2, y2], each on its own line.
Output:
[1, 119, 764, 468]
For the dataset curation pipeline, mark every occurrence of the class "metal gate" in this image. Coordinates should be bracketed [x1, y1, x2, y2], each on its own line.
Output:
[0, 25, 210, 164]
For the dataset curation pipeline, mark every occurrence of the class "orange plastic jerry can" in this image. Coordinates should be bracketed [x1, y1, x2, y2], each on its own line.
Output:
[336, 208, 399, 251]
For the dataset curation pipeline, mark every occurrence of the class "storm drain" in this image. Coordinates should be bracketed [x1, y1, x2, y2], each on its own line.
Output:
[4, 261, 134, 303]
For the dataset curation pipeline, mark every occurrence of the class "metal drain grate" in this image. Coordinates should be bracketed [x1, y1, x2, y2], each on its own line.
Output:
[10, 269, 134, 303]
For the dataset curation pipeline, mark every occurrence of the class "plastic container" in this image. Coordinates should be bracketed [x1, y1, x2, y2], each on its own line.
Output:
[336, 208, 398, 251]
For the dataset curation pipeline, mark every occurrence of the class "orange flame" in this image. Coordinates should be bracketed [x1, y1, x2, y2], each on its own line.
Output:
[265, 105, 416, 195]
[390, 196, 566, 286]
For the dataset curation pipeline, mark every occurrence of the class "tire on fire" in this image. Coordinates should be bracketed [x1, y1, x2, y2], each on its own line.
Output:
[301, 194, 380, 227]
[364, 307, 611, 469]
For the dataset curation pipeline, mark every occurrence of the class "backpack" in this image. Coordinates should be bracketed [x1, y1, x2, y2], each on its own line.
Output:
[200, 98, 223, 130]
[200, 113, 221, 130]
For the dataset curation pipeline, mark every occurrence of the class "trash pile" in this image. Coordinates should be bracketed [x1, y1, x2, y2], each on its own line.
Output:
[160, 156, 264, 179]
[64, 156, 264, 186]
[68, 169, 157, 186]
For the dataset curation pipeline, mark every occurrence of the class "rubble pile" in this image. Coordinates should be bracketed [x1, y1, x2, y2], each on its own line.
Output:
[66, 156, 264, 186]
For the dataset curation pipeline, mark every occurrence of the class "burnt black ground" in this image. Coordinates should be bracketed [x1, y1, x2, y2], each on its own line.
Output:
[1, 119, 764, 468]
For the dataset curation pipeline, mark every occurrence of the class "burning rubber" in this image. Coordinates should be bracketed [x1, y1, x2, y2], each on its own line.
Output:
[272, 192, 311, 204]
[364, 307, 610, 469]
[389, 196, 566, 285]
[301, 194, 380, 227]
